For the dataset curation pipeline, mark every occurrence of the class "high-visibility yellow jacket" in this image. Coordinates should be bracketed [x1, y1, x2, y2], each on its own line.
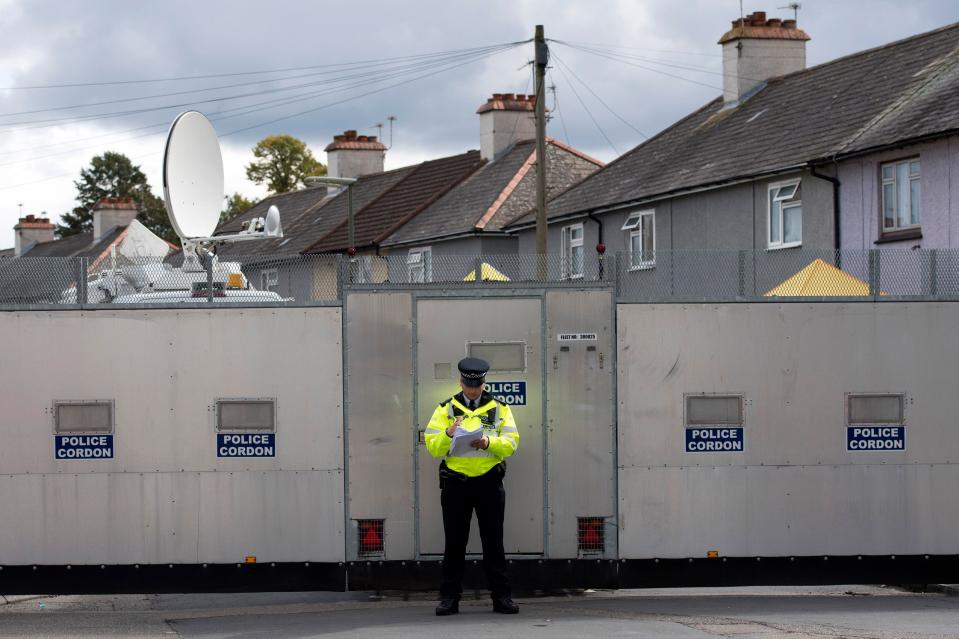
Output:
[424, 391, 519, 477]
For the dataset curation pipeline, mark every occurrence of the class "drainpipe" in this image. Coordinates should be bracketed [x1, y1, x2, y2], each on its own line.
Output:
[809, 163, 841, 254]
[587, 211, 605, 279]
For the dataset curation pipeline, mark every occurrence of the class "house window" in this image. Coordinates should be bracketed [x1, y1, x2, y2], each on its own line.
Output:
[350, 255, 372, 284]
[768, 180, 802, 248]
[623, 210, 655, 269]
[881, 159, 920, 233]
[260, 268, 278, 292]
[561, 223, 584, 279]
[408, 247, 432, 283]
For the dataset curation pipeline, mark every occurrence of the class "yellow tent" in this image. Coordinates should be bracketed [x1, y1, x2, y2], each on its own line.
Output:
[764, 258, 880, 297]
[464, 262, 510, 282]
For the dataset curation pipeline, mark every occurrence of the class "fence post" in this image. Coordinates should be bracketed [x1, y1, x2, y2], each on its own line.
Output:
[929, 249, 939, 297]
[868, 249, 880, 300]
[76, 257, 88, 307]
[335, 254, 345, 301]
[612, 253, 622, 300]
[205, 254, 214, 304]
[737, 250, 747, 299]
[474, 257, 484, 287]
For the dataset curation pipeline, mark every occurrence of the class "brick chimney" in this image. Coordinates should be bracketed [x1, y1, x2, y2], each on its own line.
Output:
[93, 197, 138, 241]
[13, 214, 55, 256]
[477, 93, 538, 161]
[324, 130, 386, 179]
[719, 11, 810, 107]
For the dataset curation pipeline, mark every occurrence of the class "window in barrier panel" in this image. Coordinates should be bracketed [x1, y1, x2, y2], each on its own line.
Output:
[467, 341, 526, 373]
[685, 394, 743, 425]
[847, 394, 904, 424]
[215, 399, 276, 431]
[54, 401, 114, 433]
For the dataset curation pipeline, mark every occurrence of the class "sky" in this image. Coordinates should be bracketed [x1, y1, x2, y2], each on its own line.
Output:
[1, 0, 957, 248]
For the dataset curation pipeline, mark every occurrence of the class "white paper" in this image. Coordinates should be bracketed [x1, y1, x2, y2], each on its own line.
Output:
[449, 426, 484, 456]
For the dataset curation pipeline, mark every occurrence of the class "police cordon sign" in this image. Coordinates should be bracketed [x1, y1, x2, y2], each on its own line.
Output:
[847, 425, 905, 451]
[486, 381, 527, 406]
[685, 427, 744, 452]
[55, 434, 113, 459]
[217, 433, 276, 457]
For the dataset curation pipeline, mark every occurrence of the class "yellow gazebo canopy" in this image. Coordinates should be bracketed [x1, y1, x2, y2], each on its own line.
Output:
[464, 262, 510, 282]
[764, 258, 879, 297]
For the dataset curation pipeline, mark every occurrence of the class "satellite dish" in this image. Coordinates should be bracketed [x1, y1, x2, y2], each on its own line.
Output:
[162, 111, 224, 240]
[264, 205, 282, 237]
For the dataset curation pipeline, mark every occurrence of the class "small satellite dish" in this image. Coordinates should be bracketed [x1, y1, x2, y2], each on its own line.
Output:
[162, 111, 224, 240]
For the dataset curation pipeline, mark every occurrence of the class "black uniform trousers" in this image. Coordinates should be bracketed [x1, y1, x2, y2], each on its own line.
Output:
[439, 469, 510, 599]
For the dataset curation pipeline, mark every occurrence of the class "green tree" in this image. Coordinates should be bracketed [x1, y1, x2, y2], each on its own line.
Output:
[56, 151, 177, 243]
[220, 192, 255, 226]
[245, 135, 325, 194]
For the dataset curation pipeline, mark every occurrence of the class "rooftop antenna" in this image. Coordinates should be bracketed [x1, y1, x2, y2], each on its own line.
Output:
[386, 115, 396, 150]
[739, 0, 745, 24]
[162, 111, 282, 271]
[778, 2, 801, 22]
[17, 203, 23, 216]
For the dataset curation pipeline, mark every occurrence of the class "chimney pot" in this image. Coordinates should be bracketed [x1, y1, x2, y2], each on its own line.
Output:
[503, 93, 515, 100]
[766, 18, 782, 27]
[492, 93, 503, 100]
[783, 18, 796, 28]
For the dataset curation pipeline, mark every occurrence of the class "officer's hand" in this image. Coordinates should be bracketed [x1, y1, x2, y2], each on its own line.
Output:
[470, 436, 490, 450]
[445, 416, 463, 437]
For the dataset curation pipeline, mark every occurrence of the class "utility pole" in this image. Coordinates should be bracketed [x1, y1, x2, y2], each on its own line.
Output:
[534, 24, 549, 279]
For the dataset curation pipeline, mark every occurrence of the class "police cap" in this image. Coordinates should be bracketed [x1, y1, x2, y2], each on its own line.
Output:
[457, 357, 489, 387]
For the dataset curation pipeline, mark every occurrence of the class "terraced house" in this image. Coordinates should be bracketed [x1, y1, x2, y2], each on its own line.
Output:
[506, 13, 959, 294]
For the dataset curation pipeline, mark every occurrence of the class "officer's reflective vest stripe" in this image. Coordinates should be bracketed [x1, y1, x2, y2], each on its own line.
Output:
[424, 393, 519, 477]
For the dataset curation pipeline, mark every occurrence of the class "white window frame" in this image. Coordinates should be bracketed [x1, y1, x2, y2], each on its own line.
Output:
[260, 268, 278, 292]
[881, 158, 921, 233]
[767, 179, 803, 249]
[407, 247, 432, 283]
[623, 210, 655, 270]
[561, 223, 584, 280]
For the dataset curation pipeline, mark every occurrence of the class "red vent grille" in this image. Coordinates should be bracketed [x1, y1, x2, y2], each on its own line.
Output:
[357, 519, 384, 556]
[577, 517, 605, 554]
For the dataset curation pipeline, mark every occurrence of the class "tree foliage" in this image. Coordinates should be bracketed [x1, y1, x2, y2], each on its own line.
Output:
[56, 151, 177, 243]
[245, 135, 325, 194]
[220, 192, 255, 226]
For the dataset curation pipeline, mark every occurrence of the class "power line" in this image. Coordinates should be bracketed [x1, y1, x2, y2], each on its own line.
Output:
[551, 52, 648, 140]
[0, 43, 521, 188]
[0, 45, 518, 168]
[548, 38, 721, 58]
[551, 53, 619, 156]
[547, 70, 572, 147]
[0, 43, 518, 119]
[550, 41, 723, 92]
[0, 44, 519, 131]
[0, 41, 531, 91]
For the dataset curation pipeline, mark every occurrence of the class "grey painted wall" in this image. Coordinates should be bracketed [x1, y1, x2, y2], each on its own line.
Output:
[839, 136, 959, 250]
[514, 169, 836, 258]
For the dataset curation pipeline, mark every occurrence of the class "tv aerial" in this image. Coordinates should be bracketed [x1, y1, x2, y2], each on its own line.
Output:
[162, 111, 282, 271]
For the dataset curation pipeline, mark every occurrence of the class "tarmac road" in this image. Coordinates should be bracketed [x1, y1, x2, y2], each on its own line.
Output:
[2, 586, 958, 638]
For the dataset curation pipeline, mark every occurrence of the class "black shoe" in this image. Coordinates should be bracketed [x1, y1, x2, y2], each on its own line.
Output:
[492, 596, 519, 614]
[435, 598, 459, 616]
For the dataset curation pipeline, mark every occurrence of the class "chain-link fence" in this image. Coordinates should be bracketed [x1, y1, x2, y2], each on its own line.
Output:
[0, 253, 340, 307]
[614, 249, 959, 302]
[3, 249, 959, 309]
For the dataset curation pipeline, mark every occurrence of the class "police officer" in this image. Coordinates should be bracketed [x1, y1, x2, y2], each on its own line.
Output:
[424, 357, 520, 616]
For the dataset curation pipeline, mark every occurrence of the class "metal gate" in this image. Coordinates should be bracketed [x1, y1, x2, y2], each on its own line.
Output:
[414, 296, 545, 556]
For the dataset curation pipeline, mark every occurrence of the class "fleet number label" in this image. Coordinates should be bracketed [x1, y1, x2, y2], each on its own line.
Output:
[558, 333, 597, 341]
[217, 433, 276, 457]
[55, 435, 113, 459]
[847, 426, 905, 451]
[486, 381, 527, 406]
[685, 427, 744, 452]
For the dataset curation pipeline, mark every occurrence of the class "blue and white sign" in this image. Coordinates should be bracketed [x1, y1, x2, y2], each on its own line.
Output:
[685, 427, 744, 452]
[486, 381, 527, 406]
[217, 433, 276, 457]
[55, 434, 113, 459]
[847, 426, 905, 451]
